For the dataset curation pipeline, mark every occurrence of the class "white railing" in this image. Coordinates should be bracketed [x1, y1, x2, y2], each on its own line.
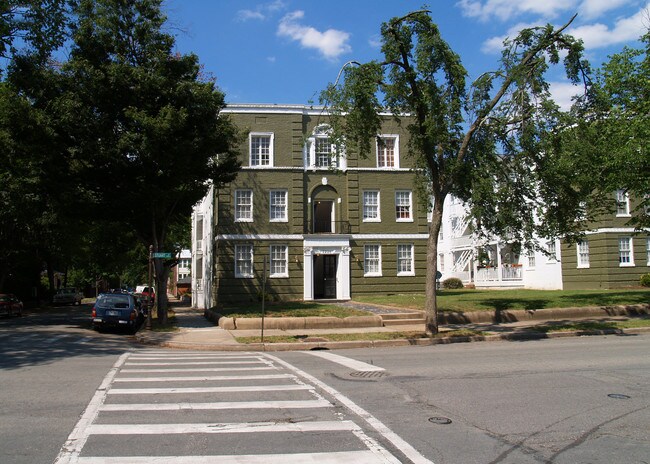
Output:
[475, 265, 522, 283]
[502, 265, 522, 281]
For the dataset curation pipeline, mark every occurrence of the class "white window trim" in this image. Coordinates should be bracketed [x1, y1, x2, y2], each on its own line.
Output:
[363, 244, 382, 277]
[615, 189, 631, 217]
[526, 250, 536, 269]
[269, 244, 289, 278]
[269, 189, 288, 223]
[376, 134, 400, 169]
[234, 189, 253, 223]
[249, 132, 274, 167]
[618, 237, 635, 267]
[305, 124, 346, 171]
[395, 190, 413, 222]
[647, 237, 650, 266]
[397, 244, 415, 276]
[362, 190, 381, 222]
[234, 244, 254, 278]
[546, 241, 558, 263]
[577, 240, 590, 269]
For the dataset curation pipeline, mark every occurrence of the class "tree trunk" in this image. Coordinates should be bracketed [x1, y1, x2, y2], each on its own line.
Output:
[425, 209, 443, 336]
[154, 258, 170, 324]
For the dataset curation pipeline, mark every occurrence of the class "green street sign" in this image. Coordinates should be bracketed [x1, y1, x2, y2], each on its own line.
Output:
[152, 252, 173, 259]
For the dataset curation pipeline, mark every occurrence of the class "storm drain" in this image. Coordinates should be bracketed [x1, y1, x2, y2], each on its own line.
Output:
[350, 371, 387, 379]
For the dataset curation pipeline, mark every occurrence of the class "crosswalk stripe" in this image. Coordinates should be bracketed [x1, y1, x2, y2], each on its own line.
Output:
[107, 384, 311, 395]
[124, 360, 267, 365]
[76, 450, 388, 463]
[114, 374, 295, 382]
[128, 355, 262, 360]
[100, 399, 333, 411]
[120, 366, 276, 373]
[88, 420, 358, 434]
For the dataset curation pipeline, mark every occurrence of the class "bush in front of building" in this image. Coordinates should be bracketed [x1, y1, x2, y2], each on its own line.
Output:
[640, 274, 650, 287]
[442, 277, 464, 289]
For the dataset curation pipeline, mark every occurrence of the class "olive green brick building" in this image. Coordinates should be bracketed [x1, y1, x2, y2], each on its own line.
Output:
[192, 104, 429, 308]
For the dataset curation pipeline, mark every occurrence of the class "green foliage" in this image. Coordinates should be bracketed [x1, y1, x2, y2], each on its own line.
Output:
[442, 277, 464, 289]
[568, 30, 650, 229]
[640, 274, 650, 288]
[320, 10, 592, 333]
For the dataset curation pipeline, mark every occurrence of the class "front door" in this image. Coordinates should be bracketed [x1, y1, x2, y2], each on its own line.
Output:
[313, 254, 337, 299]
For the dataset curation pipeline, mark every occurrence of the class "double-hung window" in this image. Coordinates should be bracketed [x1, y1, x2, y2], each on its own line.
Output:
[577, 240, 590, 268]
[546, 241, 558, 262]
[235, 244, 253, 278]
[616, 189, 630, 217]
[364, 244, 382, 276]
[362, 190, 380, 222]
[250, 133, 273, 167]
[269, 190, 288, 222]
[527, 250, 536, 269]
[235, 189, 253, 222]
[618, 237, 634, 266]
[397, 244, 414, 276]
[315, 137, 334, 168]
[395, 190, 412, 222]
[269, 245, 288, 278]
[377, 136, 399, 168]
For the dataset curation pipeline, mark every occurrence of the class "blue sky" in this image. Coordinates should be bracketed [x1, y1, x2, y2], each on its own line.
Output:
[165, 0, 649, 107]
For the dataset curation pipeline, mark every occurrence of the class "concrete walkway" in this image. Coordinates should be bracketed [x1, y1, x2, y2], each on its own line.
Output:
[134, 298, 650, 351]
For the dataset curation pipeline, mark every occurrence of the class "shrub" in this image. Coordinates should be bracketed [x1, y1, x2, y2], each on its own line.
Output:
[640, 274, 650, 287]
[442, 277, 464, 289]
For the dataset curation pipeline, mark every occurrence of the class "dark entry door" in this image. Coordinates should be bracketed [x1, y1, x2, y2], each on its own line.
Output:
[314, 254, 337, 299]
[322, 255, 337, 299]
[313, 201, 333, 233]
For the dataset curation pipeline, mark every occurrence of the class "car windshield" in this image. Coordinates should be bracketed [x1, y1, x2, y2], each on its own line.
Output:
[97, 294, 131, 309]
[57, 288, 75, 294]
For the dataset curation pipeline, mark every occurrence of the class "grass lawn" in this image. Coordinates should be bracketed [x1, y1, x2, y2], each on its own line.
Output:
[216, 301, 371, 318]
[353, 288, 650, 312]
[234, 328, 487, 344]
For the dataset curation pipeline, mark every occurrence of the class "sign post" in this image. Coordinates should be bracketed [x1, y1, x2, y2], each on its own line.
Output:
[146, 245, 153, 330]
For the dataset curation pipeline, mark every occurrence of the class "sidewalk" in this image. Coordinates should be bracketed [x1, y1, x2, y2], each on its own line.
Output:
[135, 298, 650, 351]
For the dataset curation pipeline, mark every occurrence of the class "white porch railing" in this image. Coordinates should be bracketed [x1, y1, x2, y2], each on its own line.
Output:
[475, 265, 522, 284]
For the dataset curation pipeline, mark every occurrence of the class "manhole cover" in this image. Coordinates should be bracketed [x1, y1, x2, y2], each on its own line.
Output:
[429, 416, 452, 425]
[608, 393, 631, 399]
[350, 371, 386, 379]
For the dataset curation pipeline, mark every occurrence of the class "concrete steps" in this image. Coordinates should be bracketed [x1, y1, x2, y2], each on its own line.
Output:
[380, 312, 426, 326]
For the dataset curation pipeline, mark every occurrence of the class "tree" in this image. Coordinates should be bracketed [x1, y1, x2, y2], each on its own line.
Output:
[59, 0, 240, 323]
[0, 0, 68, 66]
[321, 11, 592, 335]
[567, 29, 649, 228]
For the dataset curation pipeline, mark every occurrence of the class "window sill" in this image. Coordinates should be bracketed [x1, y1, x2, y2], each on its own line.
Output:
[396, 219, 414, 223]
[363, 273, 383, 277]
[270, 274, 289, 278]
[397, 272, 415, 277]
[577, 265, 590, 269]
[235, 219, 254, 223]
[362, 219, 381, 223]
[619, 263, 635, 267]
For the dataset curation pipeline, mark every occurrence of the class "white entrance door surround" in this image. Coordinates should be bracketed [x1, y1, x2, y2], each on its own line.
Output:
[303, 236, 351, 300]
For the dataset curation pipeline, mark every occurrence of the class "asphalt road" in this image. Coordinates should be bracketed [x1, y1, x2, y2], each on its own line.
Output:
[1, 307, 648, 463]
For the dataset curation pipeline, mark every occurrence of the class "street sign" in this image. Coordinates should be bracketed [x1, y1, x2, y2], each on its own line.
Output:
[152, 252, 173, 258]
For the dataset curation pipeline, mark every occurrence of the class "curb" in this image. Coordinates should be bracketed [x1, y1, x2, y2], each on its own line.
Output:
[135, 326, 650, 352]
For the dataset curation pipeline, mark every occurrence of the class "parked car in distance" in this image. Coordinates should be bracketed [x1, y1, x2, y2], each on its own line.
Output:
[135, 285, 155, 304]
[0, 294, 23, 317]
[53, 287, 84, 305]
[91, 292, 144, 333]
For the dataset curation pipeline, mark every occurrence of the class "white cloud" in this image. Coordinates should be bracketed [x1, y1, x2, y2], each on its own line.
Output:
[457, 0, 577, 22]
[549, 81, 585, 110]
[480, 22, 541, 54]
[237, 0, 287, 22]
[277, 10, 352, 60]
[569, 5, 649, 48]
[579, 0, 632, 19]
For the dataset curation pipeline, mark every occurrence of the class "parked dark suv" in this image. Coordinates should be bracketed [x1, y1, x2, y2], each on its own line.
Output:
[91, 292, 143, 333]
